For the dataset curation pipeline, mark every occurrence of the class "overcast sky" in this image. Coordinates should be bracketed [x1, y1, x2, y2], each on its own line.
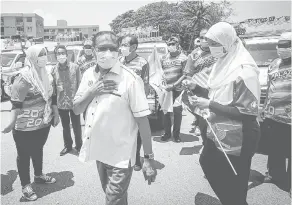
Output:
[2, 0, 291, 30]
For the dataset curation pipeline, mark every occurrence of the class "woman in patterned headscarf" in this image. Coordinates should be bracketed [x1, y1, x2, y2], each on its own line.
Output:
[182, 22, 261, 205]
[2, 45, 60, 201]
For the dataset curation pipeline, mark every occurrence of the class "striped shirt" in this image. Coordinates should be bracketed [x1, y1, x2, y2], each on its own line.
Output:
[77, 56, 97, 77]
[264, 58, 291, 124]
[184, 47, 216, 88]
[119, 55, 149, 85]
[160, 52, 187, 90]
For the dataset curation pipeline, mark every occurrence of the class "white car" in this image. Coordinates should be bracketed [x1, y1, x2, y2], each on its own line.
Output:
[1, 49, 26, 99]
[243, 36, 280, 106]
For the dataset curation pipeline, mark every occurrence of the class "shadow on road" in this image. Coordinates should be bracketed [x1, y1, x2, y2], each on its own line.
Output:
[19, 171, 74, 202]
[248, 169, 264, 190]
[180, 145, 203, 155]
[180, 133, 199, 142]
[1, 170, 18, 196]
[195, 192, 221, 205]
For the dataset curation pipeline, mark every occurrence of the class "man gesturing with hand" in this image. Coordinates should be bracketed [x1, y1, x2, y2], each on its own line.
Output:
[73, 31, 156, 205]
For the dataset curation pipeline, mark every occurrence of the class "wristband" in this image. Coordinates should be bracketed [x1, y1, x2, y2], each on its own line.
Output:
[144, 153, 154, 160]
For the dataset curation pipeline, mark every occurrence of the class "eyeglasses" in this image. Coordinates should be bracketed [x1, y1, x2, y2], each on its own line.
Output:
[95, 47, 119, 52]
[167, 43, 176, 46]
[199, 36, 205, 39]
[120, 43, 130, 47]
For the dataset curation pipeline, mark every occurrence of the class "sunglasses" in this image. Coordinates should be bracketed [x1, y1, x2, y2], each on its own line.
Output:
[56, 52, 66, 56]
[95, 47, 119, 52]
[167, 43, 176, 46]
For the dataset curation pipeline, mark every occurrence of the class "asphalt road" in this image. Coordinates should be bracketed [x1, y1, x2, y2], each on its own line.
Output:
[1, 101, 291, 205]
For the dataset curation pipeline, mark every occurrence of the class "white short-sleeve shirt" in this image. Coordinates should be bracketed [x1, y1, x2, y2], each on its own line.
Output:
[74, 61, 151, 168]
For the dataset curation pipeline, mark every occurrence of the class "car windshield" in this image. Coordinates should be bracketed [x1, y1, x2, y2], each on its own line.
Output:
[47, 50, 74, 65]
[245, 43, 278, 67]
[1, 53, 17, 67]
[136, 47, 167, 60]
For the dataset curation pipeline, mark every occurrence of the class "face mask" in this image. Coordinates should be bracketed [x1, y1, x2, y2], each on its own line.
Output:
[277, 48, 291, 59]
[200, 41, 208, 49]
[84, 49, 93, 56]
[57, 55, 67, 64]
[209, 46, 227, 58]
[37, 56, 48, 67]
[121, 46, 131, 57]
[168, 45, 177, 53]
[96, 50, 118, 69]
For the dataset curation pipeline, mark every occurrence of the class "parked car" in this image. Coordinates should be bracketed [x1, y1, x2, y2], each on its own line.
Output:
[136, 41, 168, 126]
[243, 36, 279, 107]
[1, 49, 26, 100]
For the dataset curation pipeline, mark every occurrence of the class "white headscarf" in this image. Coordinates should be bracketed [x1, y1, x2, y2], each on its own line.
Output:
[21, 45, 53, 123]
[206, 22, 260, 105]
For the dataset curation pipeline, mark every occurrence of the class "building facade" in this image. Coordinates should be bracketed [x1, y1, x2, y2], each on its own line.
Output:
[1, 13, 44, 38]
[44, 20, 99, 41]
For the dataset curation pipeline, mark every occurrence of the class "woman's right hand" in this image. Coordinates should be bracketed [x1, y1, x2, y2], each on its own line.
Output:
[2, 123, 14, 134]
[182, 78, 197, 91]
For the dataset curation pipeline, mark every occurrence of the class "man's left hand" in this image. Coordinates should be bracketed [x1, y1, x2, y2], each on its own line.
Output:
[142, 159, 157, 185]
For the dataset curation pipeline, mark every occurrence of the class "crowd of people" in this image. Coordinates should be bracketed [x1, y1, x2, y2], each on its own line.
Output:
[1, 21, 291, 205]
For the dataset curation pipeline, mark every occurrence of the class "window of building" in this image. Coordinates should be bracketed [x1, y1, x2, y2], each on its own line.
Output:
[27, 17, 32, 22]
[44, 29, 49, 32]
[93, 29, 97, 32]
[27, 27, 32, 32]
[17, 27, 24, 31]
[58, 29, 65, 32]
[1, 27, 4, 33]
[1, 18, 4, 25]
[16, 17, 23, 23]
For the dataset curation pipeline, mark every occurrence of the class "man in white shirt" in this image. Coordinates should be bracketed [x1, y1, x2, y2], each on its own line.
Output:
[73, 31, 156, 205]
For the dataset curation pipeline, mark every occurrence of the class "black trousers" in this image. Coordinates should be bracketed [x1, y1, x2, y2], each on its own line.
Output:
[163, 90, 183, 137]
[12, 126, 51, 187]
[135, 132, 142, 165]
[262, 118, 291, 191]
[200, 139, 252, 205]
[59, 109, 82, 149]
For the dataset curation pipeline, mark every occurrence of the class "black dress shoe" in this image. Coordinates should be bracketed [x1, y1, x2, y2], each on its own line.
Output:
[74, 146, 81, 153]
[161, 133, 171, 141]
[173, 136, 182, 143]
[60, 147, 72, 156]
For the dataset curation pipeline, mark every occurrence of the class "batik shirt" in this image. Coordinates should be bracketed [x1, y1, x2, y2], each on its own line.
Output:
[51, 61, 81, 110]
[263, 58, 291, 125]
[160, 52, 188, 91]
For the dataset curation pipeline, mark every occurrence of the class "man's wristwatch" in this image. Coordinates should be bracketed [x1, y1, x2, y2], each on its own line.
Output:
[144, 153, 154, 160]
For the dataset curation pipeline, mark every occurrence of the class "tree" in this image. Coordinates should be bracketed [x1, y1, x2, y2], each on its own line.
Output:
[109, 1, 234, 51]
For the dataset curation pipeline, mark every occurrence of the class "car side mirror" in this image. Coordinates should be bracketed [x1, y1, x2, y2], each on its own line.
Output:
[14, 62, 23, 69]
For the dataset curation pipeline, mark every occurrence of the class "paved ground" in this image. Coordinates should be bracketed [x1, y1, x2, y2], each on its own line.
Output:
[1, 101, 291, 205]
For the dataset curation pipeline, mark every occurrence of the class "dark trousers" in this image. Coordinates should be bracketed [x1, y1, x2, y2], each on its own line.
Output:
[200, 139, 252, 205]
[135, 132, 142, 165]
[12, 126, 51, 187]
[96, 161, 133, 205]
[263, 118, 291, 191]
[163, 90, 183, 137]
[59, 109, 82, 149]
